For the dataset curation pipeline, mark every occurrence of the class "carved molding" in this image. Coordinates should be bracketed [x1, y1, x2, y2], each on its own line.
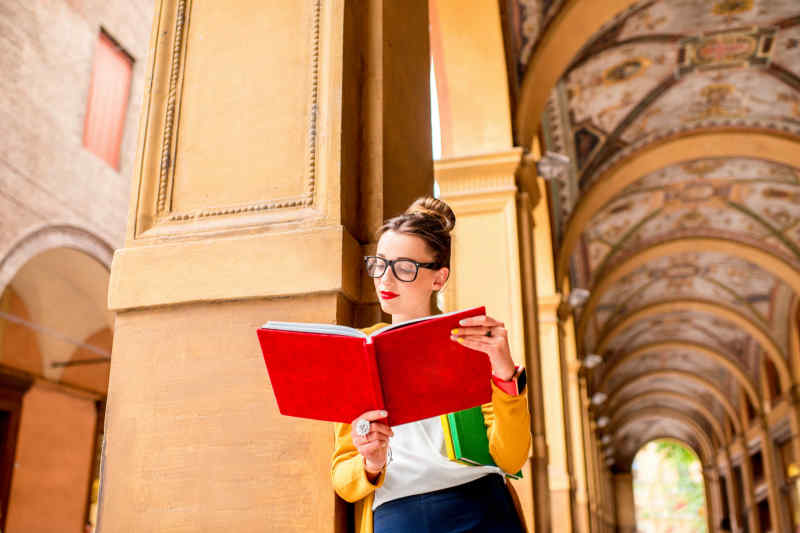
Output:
[157, 0, 320, 222]
[434, 148, 522, 197]
[134, 0, 323, 238]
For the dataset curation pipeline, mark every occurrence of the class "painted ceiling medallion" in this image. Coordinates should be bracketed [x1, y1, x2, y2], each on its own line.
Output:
[661, 264, 701, 280]
[712, 0, 754, 16]
[679, 183, 717, 203]
[603, 57, 651, 85]
[680, 27, 775, 72]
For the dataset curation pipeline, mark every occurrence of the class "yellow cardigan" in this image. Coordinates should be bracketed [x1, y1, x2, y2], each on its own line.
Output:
[329, 322, 532, 533]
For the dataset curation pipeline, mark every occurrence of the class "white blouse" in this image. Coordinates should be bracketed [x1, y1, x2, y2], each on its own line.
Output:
[372, 414, 504, 510]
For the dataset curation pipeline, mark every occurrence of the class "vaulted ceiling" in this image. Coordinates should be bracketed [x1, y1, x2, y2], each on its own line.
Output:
[511, 0, 800, 470]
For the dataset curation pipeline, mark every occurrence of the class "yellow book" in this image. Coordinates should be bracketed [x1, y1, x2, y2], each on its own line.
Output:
[440, 414, 458, 461]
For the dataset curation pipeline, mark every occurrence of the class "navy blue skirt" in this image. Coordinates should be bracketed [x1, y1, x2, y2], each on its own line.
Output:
[372, 474, 525, 533]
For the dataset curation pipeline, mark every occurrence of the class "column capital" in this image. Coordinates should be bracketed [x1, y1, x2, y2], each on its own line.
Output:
[434, 148, 522, 198]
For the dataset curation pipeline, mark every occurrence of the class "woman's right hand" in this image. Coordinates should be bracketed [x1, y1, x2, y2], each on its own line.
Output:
[351, 410, 394, 474]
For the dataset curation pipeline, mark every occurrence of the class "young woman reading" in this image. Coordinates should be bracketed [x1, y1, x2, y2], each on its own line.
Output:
[330, 196, 531, 533]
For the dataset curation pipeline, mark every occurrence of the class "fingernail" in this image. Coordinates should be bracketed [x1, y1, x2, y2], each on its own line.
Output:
[457, 338, 464, 344]
[380, 411, 387, 416]
[459, 319, 466, 325]
[451, 328, 458, 335]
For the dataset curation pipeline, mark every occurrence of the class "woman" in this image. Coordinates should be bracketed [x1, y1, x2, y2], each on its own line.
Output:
[330, 196, 531, 533]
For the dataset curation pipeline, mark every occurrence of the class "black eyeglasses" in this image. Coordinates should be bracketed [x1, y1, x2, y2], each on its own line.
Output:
[363, 256, 439, 282]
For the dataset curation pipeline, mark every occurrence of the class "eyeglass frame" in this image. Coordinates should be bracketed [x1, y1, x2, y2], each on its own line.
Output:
[363, 255, 440, 282]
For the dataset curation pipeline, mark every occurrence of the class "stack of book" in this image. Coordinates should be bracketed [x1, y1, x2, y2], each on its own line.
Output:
[441, 406, 523, 479]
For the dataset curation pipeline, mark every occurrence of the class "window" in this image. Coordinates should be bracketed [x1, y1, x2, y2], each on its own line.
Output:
[83, 30, 133, 170]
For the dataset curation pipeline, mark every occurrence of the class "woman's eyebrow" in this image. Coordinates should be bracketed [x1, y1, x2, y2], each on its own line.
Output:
[376, 254, 415, 260]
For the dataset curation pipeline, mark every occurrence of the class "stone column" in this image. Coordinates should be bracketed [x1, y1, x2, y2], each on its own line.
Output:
[614, 473, 635, 533]
[722, 450, 743, 533]
[740, 446, 762, 533]
[531, 172, 574, 533]
[435, 148, 536, 528]
[98, 1, 432, 531]
[704, 466, 723, 533]
[758, 417, 792, 533]
[564, 321, 590, 533]
[515, 183, 550, 533]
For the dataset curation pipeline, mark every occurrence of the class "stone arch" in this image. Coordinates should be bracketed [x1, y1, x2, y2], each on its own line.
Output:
[611, 407, 715, 466]
[0, 224, 114, 295]
[598, 340, 760, 410]
[516, 0, 641, 149]
[613, 391, 726, 446]
[576, 237, 800, 345]
[595, 298, 791, 392]
[556, 131, 800, 286]
[604, 369, 743, 435]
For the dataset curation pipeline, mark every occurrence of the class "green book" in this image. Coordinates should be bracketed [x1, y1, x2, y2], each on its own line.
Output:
[441, 406, 523, 479]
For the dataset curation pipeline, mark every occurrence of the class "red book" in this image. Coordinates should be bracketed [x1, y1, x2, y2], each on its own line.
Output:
[257, 306, 491, 427]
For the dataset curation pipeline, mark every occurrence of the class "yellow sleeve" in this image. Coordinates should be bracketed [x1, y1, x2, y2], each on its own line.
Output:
[330, 421, 387, 503]
[481, 381, 531, 474]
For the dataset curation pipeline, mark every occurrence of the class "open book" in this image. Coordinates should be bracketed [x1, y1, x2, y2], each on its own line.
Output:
[257, 305, 491, 427]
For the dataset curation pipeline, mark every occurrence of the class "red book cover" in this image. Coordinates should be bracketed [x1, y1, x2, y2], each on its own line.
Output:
[257, 305, 491, 426]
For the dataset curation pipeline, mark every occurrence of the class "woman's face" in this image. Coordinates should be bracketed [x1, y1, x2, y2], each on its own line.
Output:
[373, 230, 449, 321]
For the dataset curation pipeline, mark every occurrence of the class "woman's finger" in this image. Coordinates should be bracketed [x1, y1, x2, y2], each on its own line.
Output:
[368, 423, 394, 438]
[454, 335, 493, 352]
[351, 410, 388, 426]
[452, 326, 505, 338]
[457, 315, 503, 327]
[360, 440, 388, 455]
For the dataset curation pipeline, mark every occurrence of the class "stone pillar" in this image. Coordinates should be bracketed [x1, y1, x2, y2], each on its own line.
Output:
[515, 182, 550, 533]
[722, 450, 743, 533]
[758, 418, 792, 533]
[564, 321, 590, 533]
[787, 397, 800, 530]
[740, 446, 762, 533]
[531, 173, 574, 533]
[435, 148, 536, 528]
[614, 473, 635, 533]
[705, 466, 723, 533]
[581, 384, 601, 533]
[98, 1, 433, 531]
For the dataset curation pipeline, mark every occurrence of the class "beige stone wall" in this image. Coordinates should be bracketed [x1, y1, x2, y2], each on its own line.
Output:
[0, 0, 154, 257]
[5, 383, 97, 533]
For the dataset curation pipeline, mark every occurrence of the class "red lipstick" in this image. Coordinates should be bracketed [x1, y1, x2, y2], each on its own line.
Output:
[380, 291, 399, 300]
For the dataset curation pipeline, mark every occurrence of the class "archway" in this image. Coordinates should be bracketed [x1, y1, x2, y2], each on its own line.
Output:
[0, 244, 111, 533]
[632, 439, 709, 533]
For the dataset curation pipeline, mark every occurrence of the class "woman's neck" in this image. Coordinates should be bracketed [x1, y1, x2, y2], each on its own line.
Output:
[391, 308, 433, 324]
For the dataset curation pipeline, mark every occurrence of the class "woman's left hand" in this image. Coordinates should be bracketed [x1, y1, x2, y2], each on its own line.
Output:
[450, 314, 516, 380]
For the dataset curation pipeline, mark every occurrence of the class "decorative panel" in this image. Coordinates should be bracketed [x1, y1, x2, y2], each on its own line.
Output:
[132, 0, 324, 239]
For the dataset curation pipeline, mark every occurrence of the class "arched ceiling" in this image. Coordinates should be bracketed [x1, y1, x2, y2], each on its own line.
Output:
[509, 0, 800, 469]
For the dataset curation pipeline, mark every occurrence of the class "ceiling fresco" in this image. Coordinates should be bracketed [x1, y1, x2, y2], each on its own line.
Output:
[606, 374, 731, 425]
[514, 0, 800, 469]
[537, 1, 800, 242]
[614, 397, 718, 444]
[600, 310, 756, 359]
[586, 251, 787, 345]
[580, 158, 800, 287]
[601, 350, 742, 403]
[613, 418, 705, 467]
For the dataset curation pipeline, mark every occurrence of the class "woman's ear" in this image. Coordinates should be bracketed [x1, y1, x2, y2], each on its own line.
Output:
[433, 267, 449, 291]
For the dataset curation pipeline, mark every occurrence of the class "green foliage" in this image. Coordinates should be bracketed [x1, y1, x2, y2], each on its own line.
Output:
[632, 439, 708, 532]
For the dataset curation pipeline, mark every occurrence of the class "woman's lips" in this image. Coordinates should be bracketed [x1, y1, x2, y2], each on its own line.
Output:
[380, 291, 399, 300]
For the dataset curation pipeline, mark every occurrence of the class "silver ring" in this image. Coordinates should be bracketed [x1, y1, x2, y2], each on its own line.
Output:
[355, 418, 371, 436]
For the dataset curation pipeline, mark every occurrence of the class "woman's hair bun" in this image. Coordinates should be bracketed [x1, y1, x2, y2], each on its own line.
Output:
[405, 196, 456, 232]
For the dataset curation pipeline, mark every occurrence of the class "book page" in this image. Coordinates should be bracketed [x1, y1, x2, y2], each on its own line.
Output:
[261, 321, 366, 338]
[368, 306, 483, 338]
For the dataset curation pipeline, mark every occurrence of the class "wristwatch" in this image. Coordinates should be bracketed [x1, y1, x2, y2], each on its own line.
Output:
[491, 365, 526, 396]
